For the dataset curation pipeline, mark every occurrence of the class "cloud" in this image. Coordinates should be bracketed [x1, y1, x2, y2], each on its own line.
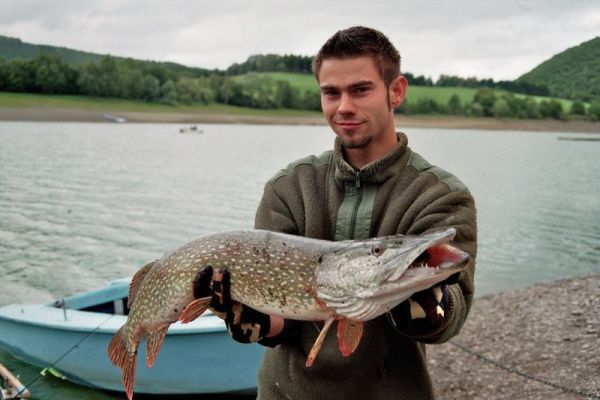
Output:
[0, 0, 598, 79]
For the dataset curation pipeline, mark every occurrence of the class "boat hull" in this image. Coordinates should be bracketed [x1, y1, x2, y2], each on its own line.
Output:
[0, 282, 264, 394]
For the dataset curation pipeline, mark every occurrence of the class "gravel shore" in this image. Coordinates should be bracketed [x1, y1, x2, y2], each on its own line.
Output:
[428, 273, 600, 400]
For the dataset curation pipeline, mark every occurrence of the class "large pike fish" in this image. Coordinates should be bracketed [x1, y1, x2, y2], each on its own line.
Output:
[108, 228, 469, 399]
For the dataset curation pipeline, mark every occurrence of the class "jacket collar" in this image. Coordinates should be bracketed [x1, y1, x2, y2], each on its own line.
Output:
[333, 132, 409, 186]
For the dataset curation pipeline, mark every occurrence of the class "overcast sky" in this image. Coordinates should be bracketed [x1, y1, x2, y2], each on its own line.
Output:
[1, 0, 598, 80]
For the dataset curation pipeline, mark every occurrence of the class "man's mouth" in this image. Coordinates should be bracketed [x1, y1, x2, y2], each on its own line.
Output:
[335, 121, 364, 129]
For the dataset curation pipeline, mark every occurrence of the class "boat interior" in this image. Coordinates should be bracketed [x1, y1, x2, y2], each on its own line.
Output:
[51, 281, 131, 315]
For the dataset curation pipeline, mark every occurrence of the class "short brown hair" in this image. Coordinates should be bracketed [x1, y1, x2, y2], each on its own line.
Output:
[312, 26, 401, 87]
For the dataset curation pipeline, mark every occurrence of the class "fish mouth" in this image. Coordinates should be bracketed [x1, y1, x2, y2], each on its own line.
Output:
[383, 228, 469, 281]
[408, 242, 469, 270]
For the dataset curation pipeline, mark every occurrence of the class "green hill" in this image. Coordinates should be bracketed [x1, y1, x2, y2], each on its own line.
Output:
[0, 35, 215, 77]
[518, 37, 600, 101]
[234, 72, 480, 103]
[0, 35, 105, 64]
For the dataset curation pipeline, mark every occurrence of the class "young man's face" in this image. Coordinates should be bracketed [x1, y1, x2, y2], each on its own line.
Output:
[318, 56, 406, 151]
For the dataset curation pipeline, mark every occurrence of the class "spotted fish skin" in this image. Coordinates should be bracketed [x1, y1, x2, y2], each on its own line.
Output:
[108, 228, 469, 400]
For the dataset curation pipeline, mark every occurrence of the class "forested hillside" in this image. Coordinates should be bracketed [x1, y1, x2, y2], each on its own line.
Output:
[0, 35, 216, 77]
[1, 34, 598, 120]
[518, 37, 600, 101]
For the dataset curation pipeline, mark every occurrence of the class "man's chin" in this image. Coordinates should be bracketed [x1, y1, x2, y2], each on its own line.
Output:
[340, 135, 372, 149]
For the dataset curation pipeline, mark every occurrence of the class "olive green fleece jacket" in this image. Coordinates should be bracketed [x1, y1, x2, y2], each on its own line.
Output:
[254, 132, 477, 400]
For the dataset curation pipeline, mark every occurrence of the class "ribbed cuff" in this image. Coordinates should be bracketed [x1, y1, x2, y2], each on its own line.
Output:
[257, 319, 300, 348]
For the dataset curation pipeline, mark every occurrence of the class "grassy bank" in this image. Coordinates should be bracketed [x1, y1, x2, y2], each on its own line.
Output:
[1, 91, 599, 132]
[233, 72, 479, 104]
[0, 91, 321, 118]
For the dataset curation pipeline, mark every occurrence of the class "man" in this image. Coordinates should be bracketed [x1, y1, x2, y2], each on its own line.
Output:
[196, 26, 477, 399]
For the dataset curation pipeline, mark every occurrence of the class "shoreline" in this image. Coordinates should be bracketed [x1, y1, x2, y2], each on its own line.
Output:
[429, 272, 600, 399]
[1, 106, 600, 133]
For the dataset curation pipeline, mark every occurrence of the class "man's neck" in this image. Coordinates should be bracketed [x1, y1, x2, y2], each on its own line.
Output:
[344, 131, 399, 170]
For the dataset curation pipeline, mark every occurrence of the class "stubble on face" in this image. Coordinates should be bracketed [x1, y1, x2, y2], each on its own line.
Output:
[318, 56, 404, 168]
[340, 134, 373, 149]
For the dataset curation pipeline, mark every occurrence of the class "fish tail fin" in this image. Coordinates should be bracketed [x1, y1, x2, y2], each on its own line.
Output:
[108, 326, 138, 400]
[178, 296, 211, 323]
[146, 325, 169, 368]
[337, 319, 363, 357]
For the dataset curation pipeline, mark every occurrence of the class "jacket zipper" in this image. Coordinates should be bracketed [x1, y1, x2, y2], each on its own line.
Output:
[348, 171, 362, 239]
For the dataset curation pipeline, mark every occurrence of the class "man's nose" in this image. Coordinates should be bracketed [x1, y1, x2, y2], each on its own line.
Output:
[337, 93, 356, 114]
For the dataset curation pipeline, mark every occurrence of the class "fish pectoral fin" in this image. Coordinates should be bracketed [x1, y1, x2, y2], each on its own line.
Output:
[306, 317, 335, 368]
[178, 296, 211, 323]
[107, 326, 138, 400]
[337, 319, 363, 357]
[146, 325, 169, 368]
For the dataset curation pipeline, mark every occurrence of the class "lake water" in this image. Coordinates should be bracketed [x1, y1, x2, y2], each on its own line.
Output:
[0, 122, 599, 399]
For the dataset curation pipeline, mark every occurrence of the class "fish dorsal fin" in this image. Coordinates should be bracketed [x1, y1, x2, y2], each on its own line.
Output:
[337, 319, 363, 357]
[146, 325, 169, 368]
[128, 261, 155, 309]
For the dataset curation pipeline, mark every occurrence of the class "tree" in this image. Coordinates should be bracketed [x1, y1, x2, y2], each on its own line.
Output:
[302, 90, 321, 111]
[0, 58, 8, 90]
[414, 98, 444, 114]
[467, 102, 484, 117]
[121, 68, 145, 99]
[3, 59, 36, 92]
[176, 77, 202, 104]
[588, 100, 600, 121]
[275, 80, 300, 108]
[539, 99, 564, 120]
[472, 88, 497, 117]
[492, 98, 511, 117]
[160, 79, 178, 104]
[142, 75, 161, 102]
[31, 54, 78, 94]
[96, 56, 124, 97]
[447, 94, 462, 115]
[570, 100, 586, 115]
[218, 78, 240, 105]
[404, 72, 433, 86]
[77, 65, 102, 96]
[501, 95, 541, 119]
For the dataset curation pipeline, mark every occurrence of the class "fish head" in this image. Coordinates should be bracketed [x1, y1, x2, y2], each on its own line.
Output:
[315, 228, 469, 321]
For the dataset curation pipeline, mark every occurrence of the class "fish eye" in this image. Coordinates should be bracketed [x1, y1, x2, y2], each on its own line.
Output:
[371, 245, 384, 256]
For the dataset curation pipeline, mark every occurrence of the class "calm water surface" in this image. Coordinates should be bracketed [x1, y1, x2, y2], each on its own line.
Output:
[0, 122, 599, 398]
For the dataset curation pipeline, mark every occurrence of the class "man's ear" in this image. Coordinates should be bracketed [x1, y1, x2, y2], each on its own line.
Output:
[389, 75, 408, 109]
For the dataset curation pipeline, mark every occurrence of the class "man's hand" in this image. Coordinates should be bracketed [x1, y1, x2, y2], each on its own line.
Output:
[193, 266, 271, 343]
[390, 285, 449, 330]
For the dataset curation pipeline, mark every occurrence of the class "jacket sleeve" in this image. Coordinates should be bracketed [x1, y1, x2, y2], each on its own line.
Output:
[255, 181, 300, 235]
[389, 186, 477, 344]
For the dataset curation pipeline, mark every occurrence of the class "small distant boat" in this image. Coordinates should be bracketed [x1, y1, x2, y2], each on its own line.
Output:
[0, 279, 263, 395]
[179, 125, 203, 134]
[102, 114, 127, 123]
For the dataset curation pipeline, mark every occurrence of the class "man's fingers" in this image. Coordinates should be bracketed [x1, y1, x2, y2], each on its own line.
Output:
[193, 265, 213, 299]
[221, 270, 232, 305]
[211, 269, 232, 312]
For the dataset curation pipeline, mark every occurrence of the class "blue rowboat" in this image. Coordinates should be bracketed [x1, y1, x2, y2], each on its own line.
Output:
[0, 279, 264, 395]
